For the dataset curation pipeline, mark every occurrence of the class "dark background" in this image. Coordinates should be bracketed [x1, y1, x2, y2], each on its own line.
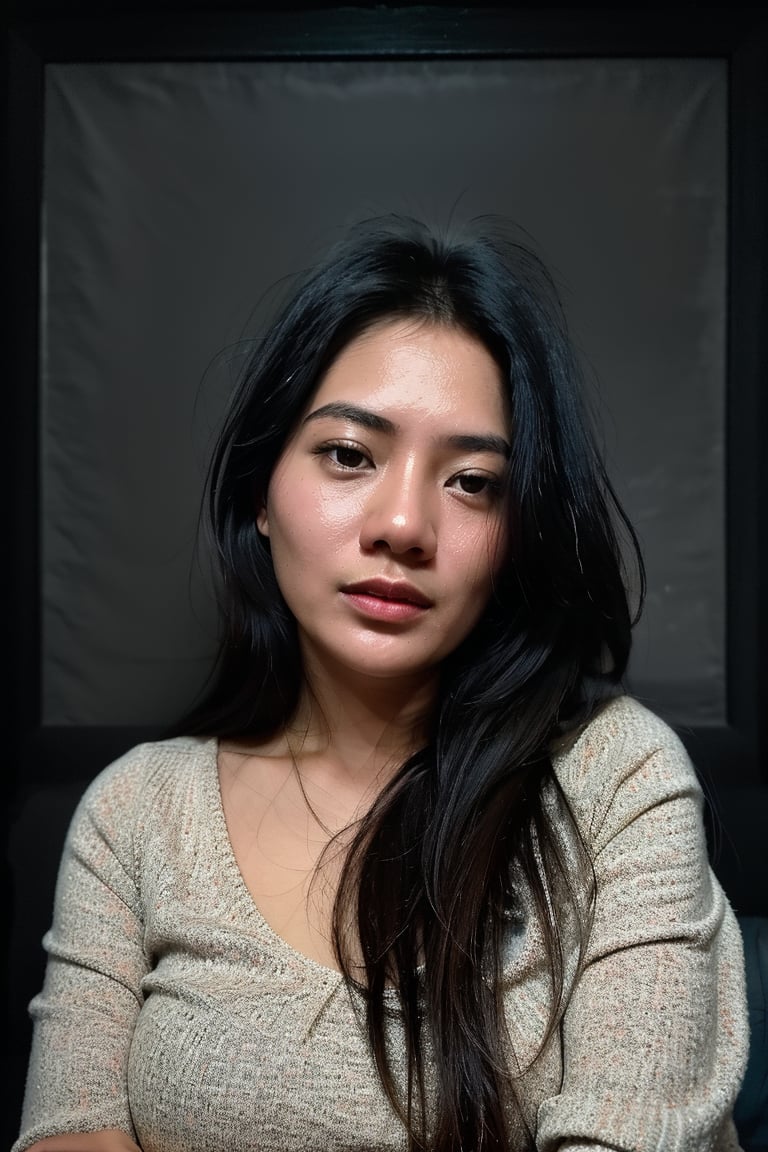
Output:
[4, 4, 767, 1148]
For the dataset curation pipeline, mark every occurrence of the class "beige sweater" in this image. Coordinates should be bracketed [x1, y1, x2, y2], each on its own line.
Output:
[15, 696, 748, 1151]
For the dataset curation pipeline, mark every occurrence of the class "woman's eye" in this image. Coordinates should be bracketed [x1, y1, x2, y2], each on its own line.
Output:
[316, 443, 371, 470]
[451, 473, 499, 497]
[333, 446, 368, 469]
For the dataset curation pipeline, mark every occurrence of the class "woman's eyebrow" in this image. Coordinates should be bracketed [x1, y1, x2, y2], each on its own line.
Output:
[445, 433, 510, 459]
[303, 401, 393, 434]
[303, 401, 510, 458]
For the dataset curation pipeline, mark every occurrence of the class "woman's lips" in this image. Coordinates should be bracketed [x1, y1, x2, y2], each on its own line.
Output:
[340, 579, 432, 622]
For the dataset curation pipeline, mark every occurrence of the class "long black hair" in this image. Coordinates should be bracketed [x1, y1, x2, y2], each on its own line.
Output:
[178, 215, 644, 1150]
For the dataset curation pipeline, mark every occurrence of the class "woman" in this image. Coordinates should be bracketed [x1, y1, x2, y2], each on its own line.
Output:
[16, 216, 748, 1152]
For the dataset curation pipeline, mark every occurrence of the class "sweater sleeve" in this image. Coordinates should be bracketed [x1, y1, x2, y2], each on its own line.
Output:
[538, 698, 749, 1152]
[14, 749, 155, 1151]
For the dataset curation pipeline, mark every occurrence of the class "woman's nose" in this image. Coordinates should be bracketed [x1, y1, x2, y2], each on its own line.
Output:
[359, 466, 438, 559]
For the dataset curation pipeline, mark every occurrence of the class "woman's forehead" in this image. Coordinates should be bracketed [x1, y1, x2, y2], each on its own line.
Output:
[307, 319, 509, 432]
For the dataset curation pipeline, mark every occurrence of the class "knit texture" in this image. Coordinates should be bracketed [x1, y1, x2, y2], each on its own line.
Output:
[15, 696, 748, 1151]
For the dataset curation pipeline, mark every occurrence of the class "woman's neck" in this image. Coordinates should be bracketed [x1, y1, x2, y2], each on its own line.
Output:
[287, 656, 437, 788]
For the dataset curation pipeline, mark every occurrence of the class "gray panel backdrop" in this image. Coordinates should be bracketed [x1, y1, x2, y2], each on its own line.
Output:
[41, 58, 726, 728]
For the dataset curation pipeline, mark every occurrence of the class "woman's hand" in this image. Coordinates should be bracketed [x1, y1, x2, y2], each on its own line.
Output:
[24, 1131, 142, 1152]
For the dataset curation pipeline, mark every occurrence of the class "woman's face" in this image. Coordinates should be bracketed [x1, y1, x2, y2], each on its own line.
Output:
[257, 318, 510, 685]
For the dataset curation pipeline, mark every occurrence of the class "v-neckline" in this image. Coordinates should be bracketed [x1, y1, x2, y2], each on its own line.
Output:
[203, 735, 347, 983]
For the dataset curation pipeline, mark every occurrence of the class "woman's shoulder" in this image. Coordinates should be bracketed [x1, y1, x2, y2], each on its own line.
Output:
[69, 735, 218, 848]
[550, 695, 701, 850]
[83, 733, 216, 796]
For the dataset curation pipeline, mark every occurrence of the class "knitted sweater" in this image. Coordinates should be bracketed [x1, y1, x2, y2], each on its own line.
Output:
[15, 696, 748, 1152]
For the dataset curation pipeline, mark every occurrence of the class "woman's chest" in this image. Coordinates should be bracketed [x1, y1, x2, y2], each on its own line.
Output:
[128, 967, 408, 1152]
[217, 749, 364, 972]
[131, 772, 565, 1151]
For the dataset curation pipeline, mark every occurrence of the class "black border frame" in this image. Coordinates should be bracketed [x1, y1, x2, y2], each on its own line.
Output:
[3, 6, 768, 1144]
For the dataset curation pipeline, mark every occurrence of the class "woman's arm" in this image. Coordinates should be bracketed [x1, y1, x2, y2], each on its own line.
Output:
[541, 700, 749, 1152]
[14, 752, 153, 1152]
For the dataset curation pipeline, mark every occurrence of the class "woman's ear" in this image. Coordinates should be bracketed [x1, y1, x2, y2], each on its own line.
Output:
[256, 503, 270, 537]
